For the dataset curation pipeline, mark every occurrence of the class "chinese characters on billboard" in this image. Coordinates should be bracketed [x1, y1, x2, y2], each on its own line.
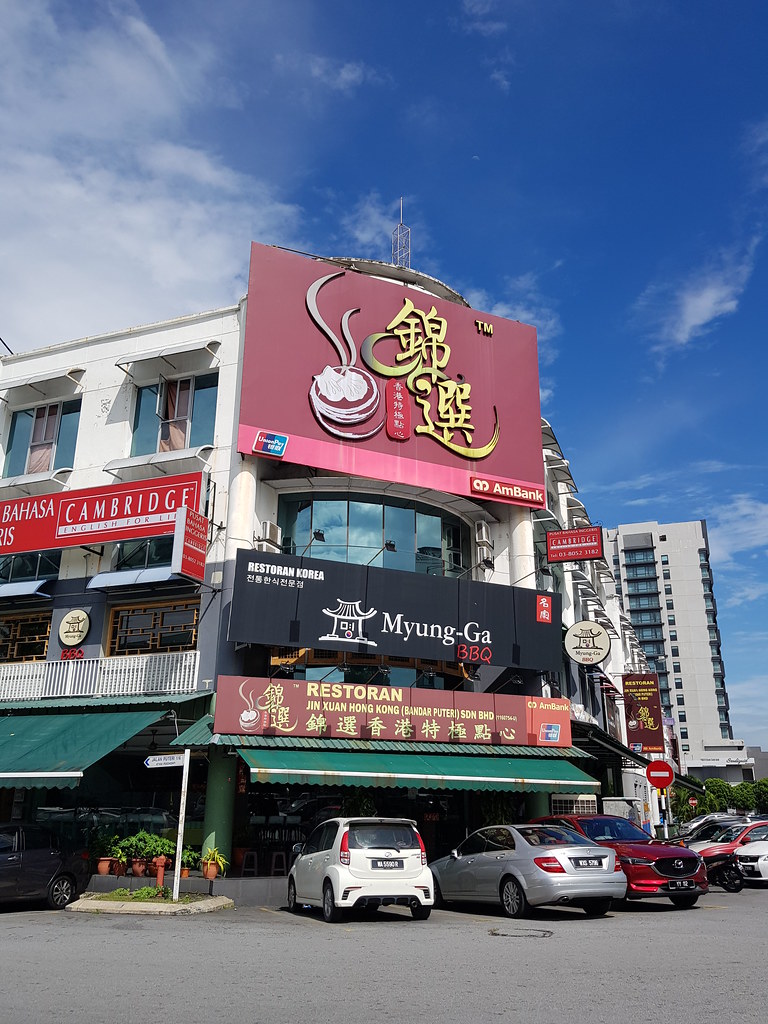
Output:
[622, 673, 664, 754]
[213, 675, 572, 748]
[238, 243, 545, 507]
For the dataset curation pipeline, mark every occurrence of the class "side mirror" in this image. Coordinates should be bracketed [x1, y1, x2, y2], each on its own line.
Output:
[292, 842, 304, 855]
[450, 849, 459, 860]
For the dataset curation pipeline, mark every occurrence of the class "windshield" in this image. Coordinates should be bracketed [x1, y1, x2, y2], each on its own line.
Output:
[579, 818, 652, 842]
[517, 826, 593, 847]
[710, 825, 744, 842]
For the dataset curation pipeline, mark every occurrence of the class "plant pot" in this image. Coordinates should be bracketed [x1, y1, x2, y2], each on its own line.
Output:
[147, 861, 159, 878]
[131, 857, 148, 877]
[201, 860, 218, 881]
[96, 857, 113, 876]
[111, 860, 127, 877]
[180, 867, 190, 879]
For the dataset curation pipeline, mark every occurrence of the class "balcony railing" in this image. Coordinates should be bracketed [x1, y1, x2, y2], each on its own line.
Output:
[0, 650, 205, 702]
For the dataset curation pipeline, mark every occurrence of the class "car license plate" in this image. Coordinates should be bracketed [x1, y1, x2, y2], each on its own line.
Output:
[668, 879, 694, 889]
[575, 858, 602, 868]
[742, 865, 756, 874]
[372, 859, 403, 869]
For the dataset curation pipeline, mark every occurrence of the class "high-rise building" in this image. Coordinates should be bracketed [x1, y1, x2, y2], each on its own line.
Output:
[605, 520, 753, 784]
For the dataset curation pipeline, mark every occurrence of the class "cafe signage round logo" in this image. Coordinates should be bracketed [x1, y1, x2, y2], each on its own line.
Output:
[564, 620, 611, 665]
[59, 609, 90, 646]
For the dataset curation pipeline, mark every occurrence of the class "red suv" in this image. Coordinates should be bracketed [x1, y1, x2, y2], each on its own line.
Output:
[534, 814, 708, 908]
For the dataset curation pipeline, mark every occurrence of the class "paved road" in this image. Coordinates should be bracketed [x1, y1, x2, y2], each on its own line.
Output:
[1, 886, 764, 1023]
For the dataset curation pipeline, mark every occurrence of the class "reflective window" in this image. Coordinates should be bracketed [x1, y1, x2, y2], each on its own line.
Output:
[278, 495, 470, 578]
[4, 401, 80, 477]
[132, 372, 217, 456]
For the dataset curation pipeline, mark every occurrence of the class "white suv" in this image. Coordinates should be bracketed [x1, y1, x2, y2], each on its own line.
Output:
[288, 817, 434, 922]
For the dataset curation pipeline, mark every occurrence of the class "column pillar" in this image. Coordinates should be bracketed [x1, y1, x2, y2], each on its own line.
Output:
[202, 743, 236, 865]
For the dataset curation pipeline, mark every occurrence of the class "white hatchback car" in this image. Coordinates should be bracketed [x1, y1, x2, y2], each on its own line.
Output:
[288, 817, 434, 922]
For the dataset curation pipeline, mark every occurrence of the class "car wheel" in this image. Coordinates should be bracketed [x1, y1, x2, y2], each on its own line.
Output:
[47, 875, 75, 909]
[670, 894, 699, 909]
[581, 898, 612, 917]
[287, 878, 300, 913]
[411, 902, 431, 921]
[322, 882, 342, 923]
[500, 876, 528, 919]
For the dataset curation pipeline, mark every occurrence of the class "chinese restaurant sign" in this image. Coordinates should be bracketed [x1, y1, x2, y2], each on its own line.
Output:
[214, 675, 572, 747]
[238, 242, 545, 507]
[622, 673, 664, 754]
[228, 549, 563, 670]
[546, 527, 604, 563]
[0, 473, 204, 556]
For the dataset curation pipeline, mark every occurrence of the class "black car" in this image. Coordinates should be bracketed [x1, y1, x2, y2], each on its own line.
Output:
[0, 823, 91, 909]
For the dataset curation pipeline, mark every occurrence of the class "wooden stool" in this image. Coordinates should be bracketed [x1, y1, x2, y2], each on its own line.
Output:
[241, 851, 258, 877]
[270, 850, 287, 876]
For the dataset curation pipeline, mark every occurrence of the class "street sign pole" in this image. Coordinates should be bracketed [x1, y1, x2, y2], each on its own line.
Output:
[172, 747, 191, 903]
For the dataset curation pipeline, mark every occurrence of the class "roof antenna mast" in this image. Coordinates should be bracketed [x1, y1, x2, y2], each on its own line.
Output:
[391, 196, 411, 269]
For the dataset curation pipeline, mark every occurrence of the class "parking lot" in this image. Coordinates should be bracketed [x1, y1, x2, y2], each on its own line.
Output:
[1, 885, 765, 1024]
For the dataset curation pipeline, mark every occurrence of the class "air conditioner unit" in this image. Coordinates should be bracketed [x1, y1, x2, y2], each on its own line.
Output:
[260, 521, 282, 547]
[255, 540, 280, 553]
[474, 521, 492, 548]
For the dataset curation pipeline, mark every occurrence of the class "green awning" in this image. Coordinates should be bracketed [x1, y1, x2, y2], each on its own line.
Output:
[237, 748, 599, 793]
[0, 710, 167, 789]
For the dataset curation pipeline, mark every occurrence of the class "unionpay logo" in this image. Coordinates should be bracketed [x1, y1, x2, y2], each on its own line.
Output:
[252, 430, 289, 457]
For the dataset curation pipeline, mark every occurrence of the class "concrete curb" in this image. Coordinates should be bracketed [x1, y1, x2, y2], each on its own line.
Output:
[66, 894, 235, 916]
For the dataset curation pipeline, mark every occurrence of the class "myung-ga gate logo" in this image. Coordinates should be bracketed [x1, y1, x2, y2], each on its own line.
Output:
[318, 596, 494, 663]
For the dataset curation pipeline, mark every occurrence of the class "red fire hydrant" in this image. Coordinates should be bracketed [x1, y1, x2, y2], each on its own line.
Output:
[153, 855, 170, 888]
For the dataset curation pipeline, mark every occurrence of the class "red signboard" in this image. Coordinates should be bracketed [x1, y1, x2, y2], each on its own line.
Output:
[171, 506, 208, 582]
[546, 527, 604, 563]
[213, 676, 572, 747]
[623, 673, 665, 754]
[238, 243, 545, 507]
[646, 759, 675, 789]
[0, 473, 204, 556]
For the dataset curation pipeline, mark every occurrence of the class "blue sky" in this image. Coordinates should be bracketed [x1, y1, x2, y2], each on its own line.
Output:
[1, 1, 767, 748]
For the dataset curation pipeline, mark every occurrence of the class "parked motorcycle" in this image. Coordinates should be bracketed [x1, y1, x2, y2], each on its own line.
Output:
[703, 852, 744, 892]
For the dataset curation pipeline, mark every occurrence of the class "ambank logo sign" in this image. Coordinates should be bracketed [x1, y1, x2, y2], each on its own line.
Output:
[470, 475, 545, 508]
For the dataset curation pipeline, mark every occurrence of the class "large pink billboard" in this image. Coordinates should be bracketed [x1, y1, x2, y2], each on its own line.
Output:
[238, 243, 545, 506]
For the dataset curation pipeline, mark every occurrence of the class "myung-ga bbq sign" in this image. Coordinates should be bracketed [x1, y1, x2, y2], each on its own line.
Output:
[228, 550, 562, 669]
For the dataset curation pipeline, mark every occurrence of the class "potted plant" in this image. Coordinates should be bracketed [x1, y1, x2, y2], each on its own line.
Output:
[180, 847, 199, 878]
[201, 846, 228, 880]
[145, 834, 176, 876]
[91, 828, 119, 875]
[123, 830, 153, 876]
[110, 838, 128, 877]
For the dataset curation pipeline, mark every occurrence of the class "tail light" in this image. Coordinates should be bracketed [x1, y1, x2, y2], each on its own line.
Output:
[614, 857, 623, 872]
[534, 856, 565, 873]
[339, 830, 350, 866]
[416, 830, 427, 866]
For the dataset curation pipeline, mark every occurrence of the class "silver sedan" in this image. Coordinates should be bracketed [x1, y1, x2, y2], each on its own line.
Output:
[429, 823, 627, 918]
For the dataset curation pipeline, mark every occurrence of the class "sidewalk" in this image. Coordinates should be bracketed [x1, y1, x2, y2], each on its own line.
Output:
[67, 893, 235, 916]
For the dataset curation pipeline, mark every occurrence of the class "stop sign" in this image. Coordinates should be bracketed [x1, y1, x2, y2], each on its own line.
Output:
[646, 759, 675, 789]
[688, 797, 698, 807]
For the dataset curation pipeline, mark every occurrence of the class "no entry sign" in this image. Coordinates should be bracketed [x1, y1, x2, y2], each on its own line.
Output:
[646, 759, 675, 789]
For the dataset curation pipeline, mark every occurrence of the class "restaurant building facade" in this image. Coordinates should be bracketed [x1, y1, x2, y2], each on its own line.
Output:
[0, 241, 685, 879]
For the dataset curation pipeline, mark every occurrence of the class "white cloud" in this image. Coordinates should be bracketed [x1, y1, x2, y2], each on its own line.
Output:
[0, 1, 302, 351]
[707, 494, 768, 570]
[635, 238, 761, 355]
[274, 53, 385, 94]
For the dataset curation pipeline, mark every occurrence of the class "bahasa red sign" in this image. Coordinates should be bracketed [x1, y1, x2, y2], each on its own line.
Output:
[238, 242, 545, 507]
[546, 527, 604, 563]
[622, 673, 665, 754]
[213, 675, 572, 747]
[0, 473, 204, 556]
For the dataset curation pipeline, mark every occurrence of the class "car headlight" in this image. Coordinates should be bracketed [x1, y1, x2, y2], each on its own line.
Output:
[620, 856, 654, 866]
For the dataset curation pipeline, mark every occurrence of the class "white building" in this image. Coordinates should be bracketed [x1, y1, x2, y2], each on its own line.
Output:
[606, 520, 753, 785]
